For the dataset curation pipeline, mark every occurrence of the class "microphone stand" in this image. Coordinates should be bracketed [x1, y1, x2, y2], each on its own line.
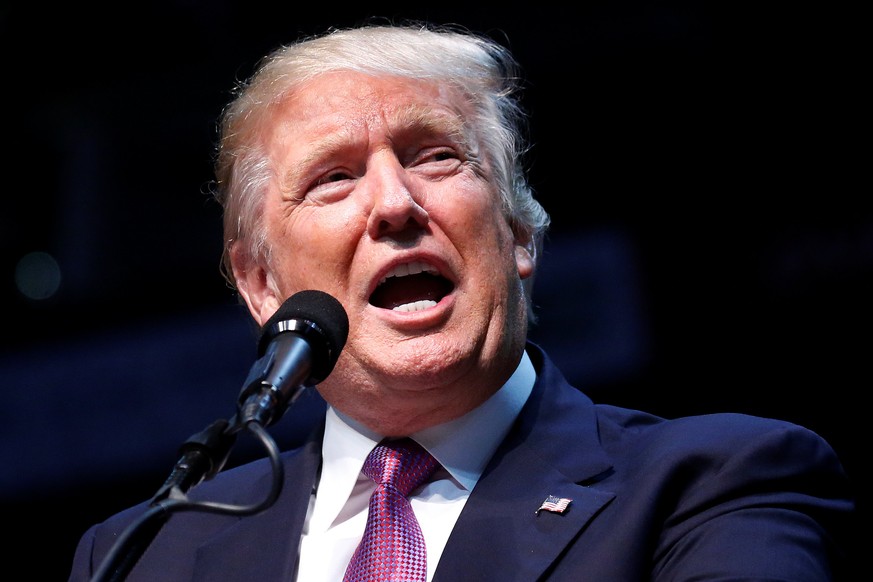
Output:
[90, 415, 284, 582]
[90, 291, 348, 582]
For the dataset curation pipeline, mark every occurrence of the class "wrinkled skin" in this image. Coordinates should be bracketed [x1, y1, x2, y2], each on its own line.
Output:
[231, 72, 534, 436]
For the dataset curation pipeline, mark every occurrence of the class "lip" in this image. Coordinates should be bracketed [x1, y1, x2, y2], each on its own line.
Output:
[367, 290, 456, 329]
[366, 251, 458, 324]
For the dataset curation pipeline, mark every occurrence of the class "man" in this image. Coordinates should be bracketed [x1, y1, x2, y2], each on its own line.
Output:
[69, 23, 855, 581]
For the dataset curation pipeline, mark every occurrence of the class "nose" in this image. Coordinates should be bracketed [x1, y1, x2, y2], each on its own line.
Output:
[365, 153, 429, 239]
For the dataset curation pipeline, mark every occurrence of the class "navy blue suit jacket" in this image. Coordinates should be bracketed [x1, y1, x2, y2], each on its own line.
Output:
[70, 343, 855, 581]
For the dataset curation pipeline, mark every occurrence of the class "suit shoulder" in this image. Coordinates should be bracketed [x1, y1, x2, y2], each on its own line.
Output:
[595, 405, 846, 483]
[597, 403, 818, 442]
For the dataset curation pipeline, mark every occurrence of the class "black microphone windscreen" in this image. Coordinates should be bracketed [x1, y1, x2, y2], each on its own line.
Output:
[257, 290, 350, 381]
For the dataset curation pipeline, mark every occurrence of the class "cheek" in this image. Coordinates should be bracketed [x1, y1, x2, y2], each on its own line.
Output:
[457, 202, 515, 252]
[266, 203, 365, 283]
[270, 196, 358, 247]
[433, 179, 508, 236]
[443, 213, 518, 288]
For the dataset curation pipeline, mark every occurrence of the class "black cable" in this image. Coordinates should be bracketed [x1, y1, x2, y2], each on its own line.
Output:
[90, 420, 284, 582]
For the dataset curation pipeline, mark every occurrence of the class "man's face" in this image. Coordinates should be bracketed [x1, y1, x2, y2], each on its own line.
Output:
[233, 71, 534, 432]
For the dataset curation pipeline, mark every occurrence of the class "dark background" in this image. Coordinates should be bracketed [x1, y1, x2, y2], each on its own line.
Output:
[1, 2, 866, 578]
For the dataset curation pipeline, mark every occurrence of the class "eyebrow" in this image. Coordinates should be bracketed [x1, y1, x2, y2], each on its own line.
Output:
[298, 123, 359, 171]
[390, 102, 471, 147]
[279, 123, 358, 194]
[280, 101, 473, 192]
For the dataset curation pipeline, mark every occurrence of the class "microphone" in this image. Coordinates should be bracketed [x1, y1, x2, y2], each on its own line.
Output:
[237, 290, 349, 428]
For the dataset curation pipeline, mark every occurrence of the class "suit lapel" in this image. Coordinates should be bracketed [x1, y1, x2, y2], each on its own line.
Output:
[433, 344, 615, 581]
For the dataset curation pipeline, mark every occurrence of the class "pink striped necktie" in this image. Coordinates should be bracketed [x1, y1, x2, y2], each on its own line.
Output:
[343, 438, 439, 582]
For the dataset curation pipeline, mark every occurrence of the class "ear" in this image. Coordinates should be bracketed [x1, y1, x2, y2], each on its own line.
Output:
[514, 240, 535, 280]
[230, 243, 281, 326]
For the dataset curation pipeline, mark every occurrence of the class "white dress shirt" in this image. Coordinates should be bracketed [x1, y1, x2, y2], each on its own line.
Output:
[295, 350, 535, 581]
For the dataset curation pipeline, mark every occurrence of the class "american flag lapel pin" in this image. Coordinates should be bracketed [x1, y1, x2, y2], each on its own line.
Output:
[535, 495, 572, 515]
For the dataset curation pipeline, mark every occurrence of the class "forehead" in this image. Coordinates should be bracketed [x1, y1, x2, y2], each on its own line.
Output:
[268, 71, 472, 141]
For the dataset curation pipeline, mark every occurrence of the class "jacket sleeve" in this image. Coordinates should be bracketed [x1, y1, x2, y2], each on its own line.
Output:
[648, 418, 855, 581]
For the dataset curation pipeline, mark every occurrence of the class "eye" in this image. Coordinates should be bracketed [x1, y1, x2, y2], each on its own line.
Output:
[313, 169, 354, 186]
[410, 147, 462, 174]
[303, 168, 357, 202]
[423, 148, 459, 163]
[435, 150, 460, 162]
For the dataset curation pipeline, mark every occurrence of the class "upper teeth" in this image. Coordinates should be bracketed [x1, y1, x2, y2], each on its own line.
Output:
[379, 261, 438, 285]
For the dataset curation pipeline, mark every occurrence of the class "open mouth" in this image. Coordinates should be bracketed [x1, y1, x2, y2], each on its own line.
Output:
[369, 261, 455, 312]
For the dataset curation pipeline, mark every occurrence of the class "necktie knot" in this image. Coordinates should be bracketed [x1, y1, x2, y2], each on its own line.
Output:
[363, 438, 439, 497]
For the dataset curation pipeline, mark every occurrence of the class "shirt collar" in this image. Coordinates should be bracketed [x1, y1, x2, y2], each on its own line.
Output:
[325, 349, 535, 492]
